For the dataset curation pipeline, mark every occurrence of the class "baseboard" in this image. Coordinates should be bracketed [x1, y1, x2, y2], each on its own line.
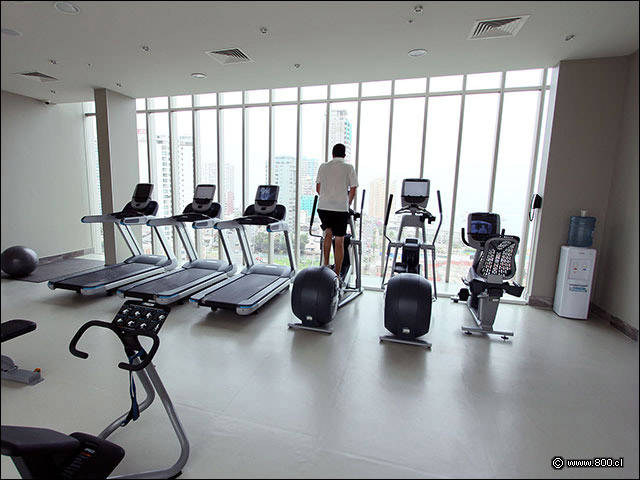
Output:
[591, 303, 639, 342]
[528, 295, 554, 309]
[39, 248, 94, 265]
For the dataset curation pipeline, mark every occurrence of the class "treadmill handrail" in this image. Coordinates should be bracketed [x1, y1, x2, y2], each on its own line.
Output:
[214, 215, 282, 230]
[192, 218, 218, 230]
[82, 214, 121, 224]
[148, 216, 220, 227]
[121, 215, 154, 225]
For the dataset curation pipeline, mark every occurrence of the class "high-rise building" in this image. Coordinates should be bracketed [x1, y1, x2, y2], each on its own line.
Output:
[272, 156, 296, 214]
[323, 109, 352, 162]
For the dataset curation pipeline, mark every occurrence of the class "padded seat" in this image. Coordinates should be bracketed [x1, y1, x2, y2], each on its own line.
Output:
[1, 426, 79, 456]
[1, 320, 36, 343]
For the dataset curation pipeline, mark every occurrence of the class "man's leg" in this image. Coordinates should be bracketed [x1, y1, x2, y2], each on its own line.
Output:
[334, 236, 344, 277]
[322, 228, 333, 266]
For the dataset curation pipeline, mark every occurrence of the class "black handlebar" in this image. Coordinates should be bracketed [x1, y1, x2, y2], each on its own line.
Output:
[69, 320, 160, 372]
[309, 195, 319, 235]
[384, 194, 394, 227]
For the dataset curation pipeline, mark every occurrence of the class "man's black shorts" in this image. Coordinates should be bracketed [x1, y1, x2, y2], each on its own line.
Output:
[317, 209, 350, 237]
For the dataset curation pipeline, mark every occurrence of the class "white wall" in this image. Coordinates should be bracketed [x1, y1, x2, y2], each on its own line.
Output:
[593, 50, 639, 329]
[0, 90, 92, 258]
[529, 56, 629, 305]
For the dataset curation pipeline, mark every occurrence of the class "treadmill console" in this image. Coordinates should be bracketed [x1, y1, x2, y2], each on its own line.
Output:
[131, 184, 154, 210]
[113, 300, 170, 334]
[192, 184, 216, 213]
[254, 185, 279, 215]
[401, 179, 430, 209]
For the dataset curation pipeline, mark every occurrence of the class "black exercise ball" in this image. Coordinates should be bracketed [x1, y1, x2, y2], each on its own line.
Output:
[1, 246, 39, 277]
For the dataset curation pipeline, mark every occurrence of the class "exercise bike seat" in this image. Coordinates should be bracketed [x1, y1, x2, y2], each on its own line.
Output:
[1, 320, 36, 343]
[1, 426, 80, 456]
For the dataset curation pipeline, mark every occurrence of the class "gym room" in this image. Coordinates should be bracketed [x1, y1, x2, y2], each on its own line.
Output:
[1, 2, 638, 478]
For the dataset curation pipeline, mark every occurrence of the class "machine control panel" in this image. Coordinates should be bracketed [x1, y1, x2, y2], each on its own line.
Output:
[113, 300, 170, 334]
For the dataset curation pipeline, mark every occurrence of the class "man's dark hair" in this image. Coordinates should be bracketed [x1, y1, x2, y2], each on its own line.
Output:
[332, 143, 346, 158]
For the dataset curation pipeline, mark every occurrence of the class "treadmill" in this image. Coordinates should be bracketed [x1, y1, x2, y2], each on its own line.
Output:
[117, 184, 236, 304]
[48, 184, 177, 296]
[190, 185, 297, 315]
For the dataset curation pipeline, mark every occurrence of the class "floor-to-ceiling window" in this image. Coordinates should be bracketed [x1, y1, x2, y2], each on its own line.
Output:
[83, 67, 552, 295]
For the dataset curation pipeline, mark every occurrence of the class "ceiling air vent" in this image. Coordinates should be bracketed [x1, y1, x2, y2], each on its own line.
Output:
[468, 15, 530, 40]
[14, 71, 59, 82]
[206, 48, 253, 65]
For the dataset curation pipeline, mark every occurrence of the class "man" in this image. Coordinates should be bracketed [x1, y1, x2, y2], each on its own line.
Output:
[315, 143, 359, 279]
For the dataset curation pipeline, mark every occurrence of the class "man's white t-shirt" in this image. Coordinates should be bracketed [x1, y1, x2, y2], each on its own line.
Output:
[316, 158, 359, 212]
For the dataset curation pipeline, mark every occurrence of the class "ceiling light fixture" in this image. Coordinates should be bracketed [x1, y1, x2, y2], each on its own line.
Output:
[53, 2, 81, 14]
[565, 34, 575, 41]
[259, 27, 268, 35]
[294, 64, 301, 69]
[141, 45, 150, 52]
[191, 73, 207, 79]
[408, 48, 427, 57]
[49, 59, 57, 65]
[1, 28, 22, 37]
[116, 83, 122, 88]
[414, 5, 423, 13]
[50, 90, 56, 94]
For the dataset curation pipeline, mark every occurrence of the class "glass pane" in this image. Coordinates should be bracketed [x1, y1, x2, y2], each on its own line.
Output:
[83, 101, 96, 114]
[272, 87, 297, 102]
[136, 98, 146, 111]
[299, 103, 326, 269]
[220, 91, 243, 105]
[195, 93, 217, 107]
[387, 97, 426, 247]
[327, 102, 358, 166]
[330, 83, 358, 99]
[358, 99, 391, 286]
[84, 115, 103, 255]
[171, 95, 192, 109]
[493, 91, 540, 249]
[394, 78, 426, 95]
[148, 97, 168, 110]
[148, 112, 174, 253]
[546, 68, 553, 86]
[272, 105, 298, 267]
[505, 68, 544, 88]
[136, 113, 152, 255]
[300, 85, 328, 101]
[429, 75, 463, 93]
[195, 109, 219, 259]
[245, 106, 270, 264]
[465, 72, 502, 90]
[172, 111, 195, 261]
[450, 93, 500, 285]
[423, 95, 462, 286]
[219, 108, 244, 265]
[362, 80, 391, 97]
[245, 89, 269, 104]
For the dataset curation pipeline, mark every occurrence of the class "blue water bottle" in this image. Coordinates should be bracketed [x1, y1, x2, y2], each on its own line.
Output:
[568, 210, 596, 247]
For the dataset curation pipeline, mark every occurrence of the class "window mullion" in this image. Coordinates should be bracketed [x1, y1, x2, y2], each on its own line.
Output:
[487, 72, 507, 212]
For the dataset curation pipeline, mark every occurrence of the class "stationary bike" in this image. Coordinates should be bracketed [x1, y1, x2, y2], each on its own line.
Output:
[452, 212, 525, 339]
[379, 179, 442, 348]
[289, 191, 365, 334]
[1, 301, 189, 479]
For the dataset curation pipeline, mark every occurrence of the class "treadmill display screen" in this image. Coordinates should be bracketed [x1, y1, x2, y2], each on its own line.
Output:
[402, 180, 429, 199]
[256, 185, 278, 202]
[133, 183, 153, 202]
[195, 184, 215, 200]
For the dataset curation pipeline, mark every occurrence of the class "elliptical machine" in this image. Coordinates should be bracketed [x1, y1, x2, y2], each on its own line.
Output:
[1, 301, 189, 479]
[288, 191, 365, 334]
[379, 179, 442, 348]
[452, 212, 525, 340]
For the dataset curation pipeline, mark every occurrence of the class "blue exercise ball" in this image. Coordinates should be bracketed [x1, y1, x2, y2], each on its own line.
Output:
[1, 246, 39, 277]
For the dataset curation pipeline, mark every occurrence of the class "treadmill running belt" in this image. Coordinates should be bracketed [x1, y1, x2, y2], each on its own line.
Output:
[126, 268, 218, 295]
[55, 263, 159, 288]
[202, 274, 282, 306]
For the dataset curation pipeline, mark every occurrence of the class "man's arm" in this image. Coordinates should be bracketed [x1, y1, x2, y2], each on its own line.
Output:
[348, 186, 357, 206]
[316, 183, 321, 195]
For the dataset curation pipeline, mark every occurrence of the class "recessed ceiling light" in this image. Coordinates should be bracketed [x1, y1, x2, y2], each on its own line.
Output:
[414, 5, 423, 13]
[408, 49, 427, 57]
[1, 28, 22, 37]
[53, 2, 81, 14]
[116, 83, 122, 88]
[259, 27, 268, 35]
[565, 34, 575, 41]
[191, 73, 207, 79]
[141, 45, 150, 52]
[294, 64, 301, 69]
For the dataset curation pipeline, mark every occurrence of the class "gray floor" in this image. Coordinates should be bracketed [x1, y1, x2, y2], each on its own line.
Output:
[1, 276, 638, 479]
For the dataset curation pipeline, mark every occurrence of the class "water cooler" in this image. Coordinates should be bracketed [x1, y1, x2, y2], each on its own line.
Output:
[553, 211, 597, 319]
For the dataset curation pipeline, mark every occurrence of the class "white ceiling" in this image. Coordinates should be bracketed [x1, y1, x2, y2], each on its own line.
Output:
[1, 1, 638, 104]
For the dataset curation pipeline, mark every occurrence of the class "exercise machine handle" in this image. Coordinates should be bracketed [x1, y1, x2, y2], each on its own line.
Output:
[432, 190, 443, 246]
[383, 194, 394, 242]
[69, 320, 117, 360]
[69, 320, 160, 372]
[308, 195, 322, 238]
[358, 189, 366, 242]
[461, 228, 471, 247]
